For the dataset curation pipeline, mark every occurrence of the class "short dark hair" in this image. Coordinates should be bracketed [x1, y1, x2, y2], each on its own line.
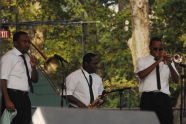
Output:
[83, 53, 96, 64]
[13, 31, 28, 42]
[149, 37, 161, 47]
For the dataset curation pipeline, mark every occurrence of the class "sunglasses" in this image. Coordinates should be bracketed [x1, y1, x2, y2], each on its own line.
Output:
[152, 47, 163, 51]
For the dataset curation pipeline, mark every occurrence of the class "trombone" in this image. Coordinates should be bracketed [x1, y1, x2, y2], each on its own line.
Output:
[28, 42, 63, 73]
[27, 42, 68, 95]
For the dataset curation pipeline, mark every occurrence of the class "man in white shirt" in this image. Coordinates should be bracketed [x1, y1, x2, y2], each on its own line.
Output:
[136, 37, 179, 124]
[0, 31, 38, 124]
[63, 53, 104, 108]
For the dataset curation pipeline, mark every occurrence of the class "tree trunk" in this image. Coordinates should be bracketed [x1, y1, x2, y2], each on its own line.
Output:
[128, 0, 150, 71]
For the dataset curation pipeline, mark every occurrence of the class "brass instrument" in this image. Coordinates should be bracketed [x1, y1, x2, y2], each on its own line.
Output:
[163, 53, 185, 64]
[87, 88, 131, 109]
[87, 91, 107, 109]
[29, 42, 61, 73]
[87, 97, 104, 109]
[172, 54, 185, 63]
[28, 42, 68, 95]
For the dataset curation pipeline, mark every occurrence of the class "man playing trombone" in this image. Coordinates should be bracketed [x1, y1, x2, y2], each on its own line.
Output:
[136, 37, 179, 124]
[0, 31, 38, 124]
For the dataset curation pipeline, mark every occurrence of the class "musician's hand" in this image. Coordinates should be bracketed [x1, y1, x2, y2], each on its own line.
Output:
[97, 99, 104, 106]
[30, 56, 38, 68]
[160, 51, 172, 64]
[164, 56, 172, 65]
[159, 51, 166, 59]
[5, 99, 15, 110]
[78, 103, 87, 108]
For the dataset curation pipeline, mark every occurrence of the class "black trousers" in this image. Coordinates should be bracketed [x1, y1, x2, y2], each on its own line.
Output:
[140, 92, 173, 124]
[1, 89, 31, 124]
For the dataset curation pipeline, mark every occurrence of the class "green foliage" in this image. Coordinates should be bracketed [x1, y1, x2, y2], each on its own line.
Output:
[151, 0, 186, 53]
[170, 83, 180, 106]
[102, 76, 140, 108]
[0, 0, 185, 109]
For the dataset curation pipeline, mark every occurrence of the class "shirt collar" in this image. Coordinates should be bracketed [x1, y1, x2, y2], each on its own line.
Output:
[149, 54, 155, 59]
[12, 47, 23, 56]
[147, 54, 156, 61]
[81, 68, 94, 77]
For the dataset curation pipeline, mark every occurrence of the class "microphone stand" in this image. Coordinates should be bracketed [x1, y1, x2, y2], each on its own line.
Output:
[106, 87, 131, 110]
[53, 54, 69, 107]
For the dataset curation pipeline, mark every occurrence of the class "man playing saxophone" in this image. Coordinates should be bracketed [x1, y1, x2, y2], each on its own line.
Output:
[136, 37, 179, 124]
[63, 53, 104, 108]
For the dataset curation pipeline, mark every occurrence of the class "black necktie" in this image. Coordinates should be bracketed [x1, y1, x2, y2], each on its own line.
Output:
[89, 75, 94, 104]
[156, 64, 161, 90]
[20, 55, 34, 93]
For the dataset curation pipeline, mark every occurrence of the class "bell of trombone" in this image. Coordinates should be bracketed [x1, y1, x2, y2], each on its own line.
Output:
[44, 56, 61, 73]
[29, 41, 63, 73]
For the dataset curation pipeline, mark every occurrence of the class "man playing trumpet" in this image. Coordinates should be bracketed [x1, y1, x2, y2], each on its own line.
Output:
[136, 37, 179, 124]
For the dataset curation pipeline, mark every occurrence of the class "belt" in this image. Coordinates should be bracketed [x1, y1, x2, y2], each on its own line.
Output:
[142, 91, 168, 97]
[151, 90, 161, 93]
[143, 91, 166, 96]
[143, 91, 162, 94]
[7, 89, 28, 95]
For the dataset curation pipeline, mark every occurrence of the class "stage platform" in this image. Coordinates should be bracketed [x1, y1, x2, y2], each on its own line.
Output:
[32, 107, 160, 124]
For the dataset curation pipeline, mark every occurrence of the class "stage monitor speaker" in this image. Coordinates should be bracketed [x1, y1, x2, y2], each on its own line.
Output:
[32, 107, 160, 124]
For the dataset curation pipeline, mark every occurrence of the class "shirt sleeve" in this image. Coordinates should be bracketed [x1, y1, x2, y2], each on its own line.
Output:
[98, 78, 104, 96]
[64, 73, 78, 96]
[0, 55, 13, 80]
[170, 62, 179, 76]
[135, 58, 145, 73]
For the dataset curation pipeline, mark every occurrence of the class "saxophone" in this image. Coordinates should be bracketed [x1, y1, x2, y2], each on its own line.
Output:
[87, 91, 107, 109]
[87, 97, 104, 109]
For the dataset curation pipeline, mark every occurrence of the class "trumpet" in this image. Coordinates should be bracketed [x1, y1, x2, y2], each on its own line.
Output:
[162, 53, 185, 65]
[172, 54, 185, 63]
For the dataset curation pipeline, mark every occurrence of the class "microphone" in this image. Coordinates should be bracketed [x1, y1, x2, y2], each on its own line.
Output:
[54, 54, 68, 63]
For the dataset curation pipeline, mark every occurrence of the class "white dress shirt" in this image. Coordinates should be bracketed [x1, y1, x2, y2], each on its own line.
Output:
[136, 55, 179, 95]
[64, 68, 104, 106]
[0, 47, 32, 91]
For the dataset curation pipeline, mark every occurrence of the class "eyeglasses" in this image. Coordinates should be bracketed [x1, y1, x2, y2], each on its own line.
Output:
[152, 47, 163, 51]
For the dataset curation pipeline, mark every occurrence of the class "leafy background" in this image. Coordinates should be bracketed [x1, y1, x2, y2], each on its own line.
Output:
[0, 0, 185, 108]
